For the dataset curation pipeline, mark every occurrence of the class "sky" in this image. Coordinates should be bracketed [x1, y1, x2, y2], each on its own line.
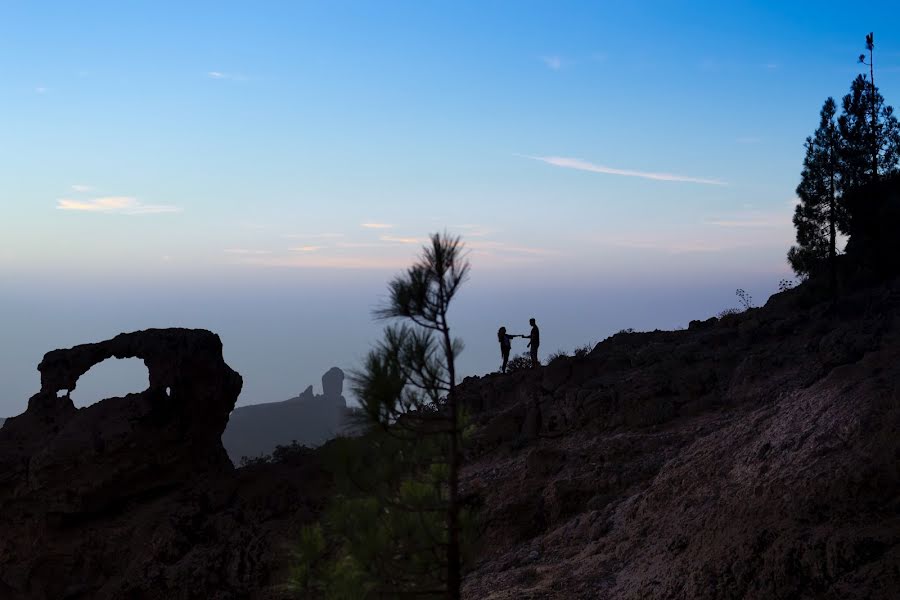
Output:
[2, 1, 899, 416]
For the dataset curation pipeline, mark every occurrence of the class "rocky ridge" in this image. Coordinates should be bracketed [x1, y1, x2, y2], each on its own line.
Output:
[0, 329, 329, 599]
[0, 277, 898, 599]
[457, 279, 900, 599]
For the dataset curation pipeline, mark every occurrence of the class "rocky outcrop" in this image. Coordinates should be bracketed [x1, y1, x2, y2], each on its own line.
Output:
[3, 278, 900, 599]
[0, 329, 328, 599]
[222, 367, 350, 463]
[0, 329, 241, 514]
[457, 280, 900, 599]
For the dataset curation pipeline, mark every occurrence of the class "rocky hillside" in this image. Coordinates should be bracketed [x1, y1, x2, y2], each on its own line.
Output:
[457, 278, 900, 599]
[0, 276, 897, 599]
[222, 367, 350, 464]
[0, 329, 330, 599]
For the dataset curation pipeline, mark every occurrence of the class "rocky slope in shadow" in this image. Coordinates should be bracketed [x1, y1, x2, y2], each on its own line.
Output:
[0, 276, 898, 599]
[0, 329, 330, 600]
[457, 279, 900, 599]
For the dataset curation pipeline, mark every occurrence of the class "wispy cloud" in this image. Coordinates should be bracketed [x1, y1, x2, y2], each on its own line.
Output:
[601, 237, 729, 254]
[523, 155, 727, 186]
[57, 196, 182, 215]
[467, 240, 560, 256]
[290, 245, 323, 252]
[229, 254, 406, 270]
[282, 232, 345, 240]
[380, 235, 425, 244]
[540, 55, 564, 70]
[207, 71, 245, 81]
[454, 224, 494, 237]
[361, 222, 394, 229]
[704, 207, 794, 229]
[704, 218, 782, 228]
[70, 184, 93, 192]
[224, 248, 272, 255]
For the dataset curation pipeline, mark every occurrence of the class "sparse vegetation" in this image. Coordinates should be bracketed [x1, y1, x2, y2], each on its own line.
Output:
[790, 32, 899, 281]
[547, 350, 568, 363]
[238, 453, 271, 467]
[506, 353, 533, 372]
[778, 278, 797, 292]
[293, 233, 470, 599]
[573, 343, 593, 358]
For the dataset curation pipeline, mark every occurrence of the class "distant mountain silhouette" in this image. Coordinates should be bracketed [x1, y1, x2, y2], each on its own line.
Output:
[221, 366, 350, 464]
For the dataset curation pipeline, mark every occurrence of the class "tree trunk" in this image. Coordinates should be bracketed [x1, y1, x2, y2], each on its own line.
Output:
[829, 168, 837, 298]
[440, 312, 461, 600]
[870, 44, 878, 180]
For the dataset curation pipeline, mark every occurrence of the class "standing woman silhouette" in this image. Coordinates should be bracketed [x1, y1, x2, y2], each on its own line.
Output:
[497, 327, 517, 373]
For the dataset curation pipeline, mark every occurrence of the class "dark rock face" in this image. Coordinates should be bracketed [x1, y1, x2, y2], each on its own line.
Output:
[3, 279, 900, 599]
[0, 329, 328, 599]
[0, 329, 242, 514]
[222, 367, 349, 464]
[322, 366, 344, 399]
[458, 280, 900, 599]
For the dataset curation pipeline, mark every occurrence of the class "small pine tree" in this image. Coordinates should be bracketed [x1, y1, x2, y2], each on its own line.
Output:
[293, 233, 471, 599]
[839, 35, 900, 188]
[358, 232, 469, 599]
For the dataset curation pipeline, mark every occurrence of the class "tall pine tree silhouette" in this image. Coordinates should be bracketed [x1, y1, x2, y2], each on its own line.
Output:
[789, 97, 845, 285]
[841, 33, 900, 188]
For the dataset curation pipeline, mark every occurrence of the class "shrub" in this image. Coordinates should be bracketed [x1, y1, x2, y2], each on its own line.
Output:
[547, 350, 569, 363]
[573, 343, 594, 358]
[506, 353, 533, 372]
[239, 453, 271, 467]
[778, 278, 796, 292]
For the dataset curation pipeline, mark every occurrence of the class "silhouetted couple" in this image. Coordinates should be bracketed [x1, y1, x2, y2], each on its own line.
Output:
[497, 318, 540, 373]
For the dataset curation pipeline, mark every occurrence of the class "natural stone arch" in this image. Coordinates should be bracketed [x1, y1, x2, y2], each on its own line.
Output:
[68, 356, 150, 408]
[0, 328, 243, 515]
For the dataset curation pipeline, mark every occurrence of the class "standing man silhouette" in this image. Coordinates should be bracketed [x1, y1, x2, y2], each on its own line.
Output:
[525, 317, 540, 367]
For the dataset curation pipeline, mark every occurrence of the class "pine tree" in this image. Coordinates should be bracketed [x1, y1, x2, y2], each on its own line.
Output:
[840, 34, 900, 188]
[789, 97, 845, 283]
[293, 233, 471, 599]
[790, 33, 900, 282]
[361, 232, 469, 599]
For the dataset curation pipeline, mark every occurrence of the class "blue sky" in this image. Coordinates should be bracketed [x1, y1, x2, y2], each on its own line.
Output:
[2, 2, 899, 415]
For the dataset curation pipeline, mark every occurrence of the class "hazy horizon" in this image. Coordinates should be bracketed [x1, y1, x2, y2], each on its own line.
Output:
[2, 264, 787, 417]
[2, 2, 898, 417]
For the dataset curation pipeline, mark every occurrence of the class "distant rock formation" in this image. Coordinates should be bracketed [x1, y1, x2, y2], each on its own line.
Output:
[221, 366, 350, 464]
[0, 418, 5, 429]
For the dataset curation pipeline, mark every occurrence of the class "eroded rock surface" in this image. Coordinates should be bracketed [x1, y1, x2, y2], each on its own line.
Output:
[0, 329, 328, 599]
[458, 280, 900, 599]
[3, 277, 900, 599]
